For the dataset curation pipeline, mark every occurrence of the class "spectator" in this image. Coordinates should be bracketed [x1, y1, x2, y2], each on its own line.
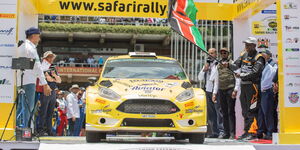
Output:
[98, 56, 104, 66]
[257, 50, 277, 140]
[66, 84, 81, 136]
[37, 51, 61, 136]
[87, 56, 95, 67]
[56, 91, 68, 136]
[226, 37, 265, 140]
[16, 27, 51, 128]
[69, 57, 75, 63]
[51, 16, 57, 23]
[217, 48, 241, 139]
[198, 48, 223, 138]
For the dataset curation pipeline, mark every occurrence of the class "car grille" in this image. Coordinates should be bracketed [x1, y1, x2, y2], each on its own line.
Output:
[121, 118, 175, 127]
[116, 99, 180, 114]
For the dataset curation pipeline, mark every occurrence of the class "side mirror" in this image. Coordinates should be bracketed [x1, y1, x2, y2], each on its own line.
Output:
[87, 77, 97, 86]
[190, 80, 199, 85]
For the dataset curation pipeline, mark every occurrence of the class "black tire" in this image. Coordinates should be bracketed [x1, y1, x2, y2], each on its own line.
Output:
[173, 133, 187, 140]
[86, 131, 106, 143]
[188, 133, 205, 144]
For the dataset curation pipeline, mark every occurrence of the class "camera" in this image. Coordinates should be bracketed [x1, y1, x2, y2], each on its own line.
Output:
[206, 57, 213, 64]
[44, 65, 58, 77]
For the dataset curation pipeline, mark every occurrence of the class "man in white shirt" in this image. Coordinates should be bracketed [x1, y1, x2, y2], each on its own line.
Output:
[66, 84, 81, 136]
[16, 27, 51, 128]
[198, 48, 223, 138]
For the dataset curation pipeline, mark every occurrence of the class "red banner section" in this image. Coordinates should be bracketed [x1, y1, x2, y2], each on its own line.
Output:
[56, 67, 102, 75]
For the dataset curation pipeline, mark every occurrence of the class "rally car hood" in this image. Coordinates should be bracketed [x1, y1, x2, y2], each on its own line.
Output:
[105, 79, 189, 100]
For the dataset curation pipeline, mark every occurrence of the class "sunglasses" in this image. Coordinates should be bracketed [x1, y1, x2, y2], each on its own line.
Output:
[221, 52, 228, 54]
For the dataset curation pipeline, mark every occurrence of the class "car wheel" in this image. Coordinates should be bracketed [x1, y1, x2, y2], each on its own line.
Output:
[188, 133, 205, 144]
[86, 131, 106, 143]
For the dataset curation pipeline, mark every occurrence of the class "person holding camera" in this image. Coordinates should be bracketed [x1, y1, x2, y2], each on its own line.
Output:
[198, 48, 223, 138]
[217, 48, 241, 139]
[37, 51, 61, 136]
[16, 27, 52, 128]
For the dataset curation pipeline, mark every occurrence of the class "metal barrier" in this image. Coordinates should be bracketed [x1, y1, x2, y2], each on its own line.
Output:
[171, 20, 233, 87]
[38, 15, 169, 26]
[55, 62, 102, 68]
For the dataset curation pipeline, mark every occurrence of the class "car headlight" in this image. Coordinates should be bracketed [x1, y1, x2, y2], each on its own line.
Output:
[99, 87, 120, 101]
[176, 89, 194, 102]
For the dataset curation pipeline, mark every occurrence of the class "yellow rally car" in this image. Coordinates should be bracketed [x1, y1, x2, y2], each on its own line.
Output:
[86, 52, 207, 143]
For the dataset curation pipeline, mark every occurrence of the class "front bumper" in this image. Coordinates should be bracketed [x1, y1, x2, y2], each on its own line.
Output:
[86, 123, 207, 133]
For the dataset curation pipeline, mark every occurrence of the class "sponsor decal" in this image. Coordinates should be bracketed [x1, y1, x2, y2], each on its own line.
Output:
[131, 86, 164, 91]
[286, 65, 300, 68]
[257, 38, 270, 48]
[95, 99, 106, 104]
[104, 104, 110, 108]
[138, 94, 157, 98]
[0, 95, 12, 99]
[164, 82, 179, 88]
[142, 114, 156, 118]
[185, 109, 203, 113]
[252, 16, 277, 35]
[0, 78, 11, 85]
[286, 56, 299, 61]
[285, 48, 299, 52]
[0, 44, 14, 47]
[284, 2, 297, 9]
[284, 15, 298, 20]
[0, 66, 12, 69]
[137, 83, 158, 86]
[286, 38, 299, 43]
[285, 26, 299, 32]
[286, 83, 300, 87]
[170, 108, 177, 112]
[0, 13, 16, 19]
[184, 101, 194, 107]
[90, 109, 112, 113]
[288, 92, 299, 104]
[111, 79, 131, 87]
[129, 79, 163, 83]
[0, 55, 12, 58]
[286, 73, 300, 76]
[179, 114, 184, 119]
[261, 10, 276, 14]
[0, 27, 14, 36]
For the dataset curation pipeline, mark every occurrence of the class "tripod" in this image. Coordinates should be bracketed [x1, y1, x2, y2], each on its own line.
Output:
[0, 70, 40, 141]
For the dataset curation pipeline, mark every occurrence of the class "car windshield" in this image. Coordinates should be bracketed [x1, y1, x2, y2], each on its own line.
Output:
[102, 58, 187, 80]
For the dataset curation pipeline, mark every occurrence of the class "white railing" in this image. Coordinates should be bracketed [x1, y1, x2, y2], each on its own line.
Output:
[55, 62, 102, 68]
[38, 15, 169, 26]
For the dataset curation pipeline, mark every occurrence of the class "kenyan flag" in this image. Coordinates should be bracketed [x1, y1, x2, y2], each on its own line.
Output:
[168, 0, 206, 52]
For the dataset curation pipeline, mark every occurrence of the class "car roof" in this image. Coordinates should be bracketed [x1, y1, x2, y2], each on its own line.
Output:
[106, 55, 177, 61]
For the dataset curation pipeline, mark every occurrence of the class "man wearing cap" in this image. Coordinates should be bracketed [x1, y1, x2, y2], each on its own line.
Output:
[217, 48, 241, 139]
[16, 27, 52, 128]
[37, 51, 61, 136]
[66, 84, 81, 136]
[257, 50, 277, 140]
[224, 37, 265, 140]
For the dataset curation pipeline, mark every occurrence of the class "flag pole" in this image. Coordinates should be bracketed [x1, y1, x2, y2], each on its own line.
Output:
[170, 29, 235, 73]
